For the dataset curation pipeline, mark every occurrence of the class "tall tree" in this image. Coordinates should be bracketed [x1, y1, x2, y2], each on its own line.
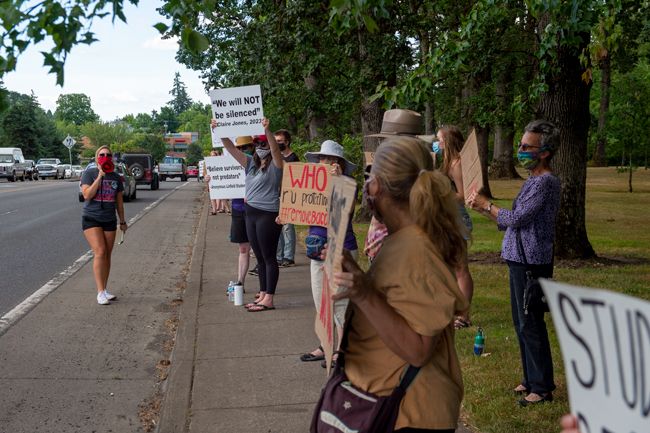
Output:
[55, 93, 99, 125]
[531, 3, 597, 259]
[1, 92, 45, 159]
[167, 72, 193, 116]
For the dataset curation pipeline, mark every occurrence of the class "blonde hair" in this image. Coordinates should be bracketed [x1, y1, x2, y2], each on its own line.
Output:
[95, 145, 111, 163]
[372, 136, 467, 269]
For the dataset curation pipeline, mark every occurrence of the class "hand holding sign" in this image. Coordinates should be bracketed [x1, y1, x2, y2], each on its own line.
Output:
[332, 250, 373, 304]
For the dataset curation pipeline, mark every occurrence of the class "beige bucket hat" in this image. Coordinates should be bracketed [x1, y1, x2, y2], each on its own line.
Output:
[366, 109, 423, 138]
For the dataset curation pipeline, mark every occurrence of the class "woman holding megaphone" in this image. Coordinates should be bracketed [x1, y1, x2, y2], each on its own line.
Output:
[80, 145, 128, 305]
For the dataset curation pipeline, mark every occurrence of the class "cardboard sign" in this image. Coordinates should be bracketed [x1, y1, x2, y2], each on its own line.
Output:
[315, 175, 357, 372]
[209, 85, 264, 142]
[459, 129, 484, 199]
[278, 163, 332, 227]
[541, 279, 650, 433]
[205, 154, 246, 200]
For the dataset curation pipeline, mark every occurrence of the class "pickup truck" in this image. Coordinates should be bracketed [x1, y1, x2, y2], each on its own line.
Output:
[158, 156, 187, 181]
[36, 158, 66, 179]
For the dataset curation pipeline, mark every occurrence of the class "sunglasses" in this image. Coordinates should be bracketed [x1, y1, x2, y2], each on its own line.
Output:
[98, 153, 112, 157]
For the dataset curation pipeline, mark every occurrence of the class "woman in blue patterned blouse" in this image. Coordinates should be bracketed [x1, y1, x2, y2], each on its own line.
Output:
[467, 119, 561, 407]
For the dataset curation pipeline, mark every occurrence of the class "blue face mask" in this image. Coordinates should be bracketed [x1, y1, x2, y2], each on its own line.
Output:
[432, 141, 443, 156]
[517, 151, 540, 170]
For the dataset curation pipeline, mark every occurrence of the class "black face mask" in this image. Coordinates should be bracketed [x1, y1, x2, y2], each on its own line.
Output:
[278, 143, 287, 151]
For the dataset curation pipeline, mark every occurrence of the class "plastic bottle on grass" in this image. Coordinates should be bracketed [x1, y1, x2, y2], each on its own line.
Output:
[473, 327, 485, 356]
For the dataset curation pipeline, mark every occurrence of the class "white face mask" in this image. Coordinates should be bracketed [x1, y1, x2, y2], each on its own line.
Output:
[256, 148, 271, 159]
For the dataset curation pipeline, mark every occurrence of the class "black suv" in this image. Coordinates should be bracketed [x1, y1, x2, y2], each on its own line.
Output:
[120, 153, 159, 190]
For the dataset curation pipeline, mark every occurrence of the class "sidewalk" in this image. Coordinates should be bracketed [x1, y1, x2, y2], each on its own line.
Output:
[158, 200, 475, 433]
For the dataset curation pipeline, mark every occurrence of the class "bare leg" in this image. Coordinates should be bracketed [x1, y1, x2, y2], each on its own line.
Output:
[455, 250, 474, 327]
[84, 228, 111, 293]
[102, 230, 117, 289]
[238, 242, 250, 284]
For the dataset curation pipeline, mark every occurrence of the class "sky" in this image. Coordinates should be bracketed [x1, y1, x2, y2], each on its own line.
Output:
[3, 1, 209, 122]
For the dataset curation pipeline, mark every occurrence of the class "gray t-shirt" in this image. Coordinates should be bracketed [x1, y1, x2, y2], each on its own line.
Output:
[244, 156, 283, 212]
[81, 168, 124, 221]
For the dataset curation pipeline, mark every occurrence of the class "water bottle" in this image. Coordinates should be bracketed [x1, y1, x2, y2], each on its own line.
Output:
[227, 281, 235, 301]
[473, 327, 485, 356]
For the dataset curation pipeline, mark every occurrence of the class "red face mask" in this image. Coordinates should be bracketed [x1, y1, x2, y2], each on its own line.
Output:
[97, 156, 114, 173]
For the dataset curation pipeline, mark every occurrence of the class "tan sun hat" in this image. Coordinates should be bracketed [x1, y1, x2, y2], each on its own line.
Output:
[366, 109, 424, 138]
[235, 136, 254, 147]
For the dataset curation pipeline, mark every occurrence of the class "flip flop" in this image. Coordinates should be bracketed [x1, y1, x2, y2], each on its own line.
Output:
[454, 317, 472, 329]
[244, 302, 259, 309]
[247, 304, 275, 312]
[300, 346, 325, 362]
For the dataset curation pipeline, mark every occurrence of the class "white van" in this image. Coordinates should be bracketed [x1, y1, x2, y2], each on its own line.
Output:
[0, 147, 27, 182]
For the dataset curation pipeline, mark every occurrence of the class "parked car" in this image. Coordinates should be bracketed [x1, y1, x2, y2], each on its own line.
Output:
[187, 165, 199, 178]
[0, 147, 27, 182]
[120, 153, 159, 190]
[198, 160, 205, 182]
[60, 164, 72, 179]
[78, 162, 137, 203]
[37, 158, 65, 179]
[24, 159, 39, 180]
[71, 165, 83, 178]
[158, 156, 187, 181]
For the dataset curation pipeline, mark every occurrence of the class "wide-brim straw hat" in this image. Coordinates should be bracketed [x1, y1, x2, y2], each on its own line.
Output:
[366, 109, 423, 138]
[235, 136, 254, 147]
[304, 140, 357, 176]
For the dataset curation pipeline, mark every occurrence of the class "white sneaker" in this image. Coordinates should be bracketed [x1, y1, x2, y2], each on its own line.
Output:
[97, 291, 110, 305]
[104, 290, 116, 301]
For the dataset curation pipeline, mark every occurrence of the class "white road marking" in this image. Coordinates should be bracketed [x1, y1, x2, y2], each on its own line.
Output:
[0, 182, 189, 336]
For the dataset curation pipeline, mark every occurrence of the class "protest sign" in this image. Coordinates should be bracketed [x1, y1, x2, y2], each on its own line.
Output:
[278, 163, 332, 227]
[205, 153, 246, 200]
[541, 279, 650, 433]
[314, 175, 357, 372]
[209, 85, 264, 143]
[459, 129, 484, 199]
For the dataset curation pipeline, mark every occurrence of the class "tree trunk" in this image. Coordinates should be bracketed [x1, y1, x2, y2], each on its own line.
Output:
[304, 74, 326, 140]
[356, 27, 385, 152]
[628, 152, 633, 192]
[592, 54, 611, 166]
[491, 68, 521, 179]
[491, 125, 521, 179]
[536, 31, 596, 259]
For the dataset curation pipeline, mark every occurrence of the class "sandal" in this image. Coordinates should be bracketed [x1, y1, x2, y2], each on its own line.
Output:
[300, 346, 325, 362]
[247, 304, 275, 312]
[454, 317, 472, 329]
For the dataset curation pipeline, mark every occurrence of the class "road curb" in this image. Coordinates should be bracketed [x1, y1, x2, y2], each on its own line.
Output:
[156, 191, 207, 433]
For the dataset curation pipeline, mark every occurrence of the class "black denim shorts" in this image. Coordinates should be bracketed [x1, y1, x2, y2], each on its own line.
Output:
[82, 216, 117, 232]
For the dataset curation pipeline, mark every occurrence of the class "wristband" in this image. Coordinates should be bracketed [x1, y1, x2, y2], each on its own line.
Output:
[120, 221, 127, 225]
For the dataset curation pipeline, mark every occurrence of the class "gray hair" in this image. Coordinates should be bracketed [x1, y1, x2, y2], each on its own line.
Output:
[524, 120, 559, 158]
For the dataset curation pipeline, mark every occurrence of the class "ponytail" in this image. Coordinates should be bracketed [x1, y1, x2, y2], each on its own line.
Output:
[409, 170, 467, 270]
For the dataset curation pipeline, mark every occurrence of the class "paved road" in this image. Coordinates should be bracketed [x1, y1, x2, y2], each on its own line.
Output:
[0, 180, 204, 432]
[0, 178, 187, 317]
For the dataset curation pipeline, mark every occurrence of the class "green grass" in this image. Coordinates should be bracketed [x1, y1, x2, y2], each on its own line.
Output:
[297, 167, 650, 433]
[456, 167, 650, 433]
